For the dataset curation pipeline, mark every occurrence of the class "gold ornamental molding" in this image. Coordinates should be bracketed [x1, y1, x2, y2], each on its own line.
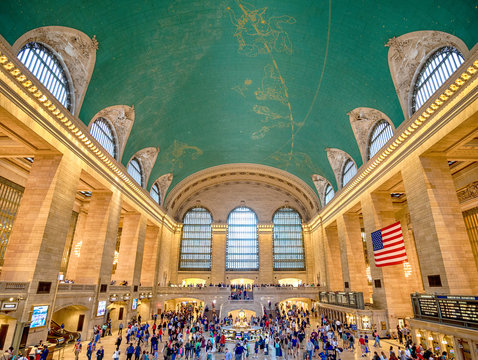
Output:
[0, 41, 179, 232]
[308, 55, 478, 230]
[458, 181, 478, 203]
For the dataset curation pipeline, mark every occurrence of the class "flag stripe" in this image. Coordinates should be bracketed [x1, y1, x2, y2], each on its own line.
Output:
[371, 221, 407, 267]
[375, 255, 408, 265]
[375, 247, 406, 259]
[374, 243, 405, 255]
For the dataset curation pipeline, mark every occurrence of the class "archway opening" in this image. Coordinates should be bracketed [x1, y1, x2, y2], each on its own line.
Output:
[107, 301, 128, 329]
[50, 305, 86, 346]
[163, 298, 204, 318]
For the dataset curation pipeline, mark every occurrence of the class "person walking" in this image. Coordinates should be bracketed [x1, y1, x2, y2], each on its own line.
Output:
[373, 331, 381, 348]
[96, 347, 104, 360]
[87, 341, 95, 360]
[73, 340, 82, 360]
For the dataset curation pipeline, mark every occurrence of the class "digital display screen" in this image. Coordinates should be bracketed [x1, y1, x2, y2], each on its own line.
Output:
[31, 305, 49, 328]
[97, 301, 106, 317]
[132, 298, 138, 310]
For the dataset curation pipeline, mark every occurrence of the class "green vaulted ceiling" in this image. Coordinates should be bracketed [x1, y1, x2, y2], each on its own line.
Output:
[2, 1, 478, 195]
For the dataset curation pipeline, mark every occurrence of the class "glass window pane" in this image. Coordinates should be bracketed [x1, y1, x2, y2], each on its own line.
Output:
[412, 47, 464, 114]
[324, 184, 334, 205]
[127, 158, 143, 187]
[273, 207, 305, 270]
[342, 159, 357, 187]
[226, 206, 258, 271]
[150, 183, 160, 204]
[368, 120, 393, 159]
[17, 42, 72, 111]
[90, 118, 117, 159]
[179, 207, 212, 270]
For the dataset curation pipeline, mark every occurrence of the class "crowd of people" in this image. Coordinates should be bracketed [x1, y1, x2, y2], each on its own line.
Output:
[165, 283, 320, 289]
[0, 300, 453, 360]
[230, 285, 253, 300]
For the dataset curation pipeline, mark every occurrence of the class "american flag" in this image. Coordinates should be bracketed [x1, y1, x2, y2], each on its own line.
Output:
[371, 221, 408, 267]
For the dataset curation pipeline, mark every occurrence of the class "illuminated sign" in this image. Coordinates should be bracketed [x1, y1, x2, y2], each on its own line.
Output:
[30, 305, 49, 328]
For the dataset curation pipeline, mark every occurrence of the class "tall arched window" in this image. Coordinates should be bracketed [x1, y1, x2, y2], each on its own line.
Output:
[368, 120, 393, 160]
[179, 207, 212, 270]
[127, 158, 144, 187]
[90, 118, 118, 159]
[17, 42, 72, 111]
[412, 47, 464, 114]
[226, 206, 258, 271]
[324, 184, 334, 205]
[273, 207, 305, 271]
[150, 183, 160, 204]
[342, 159, 357, 187]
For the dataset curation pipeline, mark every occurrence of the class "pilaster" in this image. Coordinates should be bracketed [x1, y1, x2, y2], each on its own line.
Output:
[211, 224, 227, 283]
[324, 224, 343, 291]
[140, 225, 161, 286]
[1, 153, 81, 283]
[361, 191, 413, 328]
[258, 224, 273, 284]
[74, 190, 122, 285]
[402, 155, 478, 294]
[337, 213, 369, 296]
[112, 213, 146, 286]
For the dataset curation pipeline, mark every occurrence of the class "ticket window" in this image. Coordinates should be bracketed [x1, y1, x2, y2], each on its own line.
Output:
[416, 331, 427, 349]
[457, 340, 472, 360]
[361, 316, 371, 330]
[442, 336, 454, 359]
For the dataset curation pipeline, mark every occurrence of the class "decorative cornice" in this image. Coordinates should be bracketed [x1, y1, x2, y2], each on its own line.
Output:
[308, 56, 478, 231]
[458, 181, 478, 203]
[0, 41, 179, 231]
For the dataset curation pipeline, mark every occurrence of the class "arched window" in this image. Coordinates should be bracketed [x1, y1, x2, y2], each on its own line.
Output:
[179, 207, 212, 270]
[150, 183, 160, 204]
[273, 207, 305, 271]
[368, 120, 394, 160]
[342, 159, 357, 187]
[90, 118, 118, 159]
[226, 206, 258, 271]
[324, 184, 334, 205]
[412, 47, 464, 114]
[127, 158, 144, 187]
[17, 42, 72, 111]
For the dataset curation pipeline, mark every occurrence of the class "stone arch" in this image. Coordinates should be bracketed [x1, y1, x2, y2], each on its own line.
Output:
[128, 147, 159, 189]
[13, 26, 97, 116]
[88, 105, 135, 161]
[166, 164, 319, 222]
[150, 173, 173, 205]
[386, 31, 468, 120]
[325, 148, 357, 190]
[348, 107, 395, 163]
[311, 174, 334, 208]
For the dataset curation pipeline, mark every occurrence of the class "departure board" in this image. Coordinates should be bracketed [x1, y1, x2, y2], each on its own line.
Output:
[413, 294, 478, 326]
[417, 296, 439, 317]
[437, 296, 478, 323]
